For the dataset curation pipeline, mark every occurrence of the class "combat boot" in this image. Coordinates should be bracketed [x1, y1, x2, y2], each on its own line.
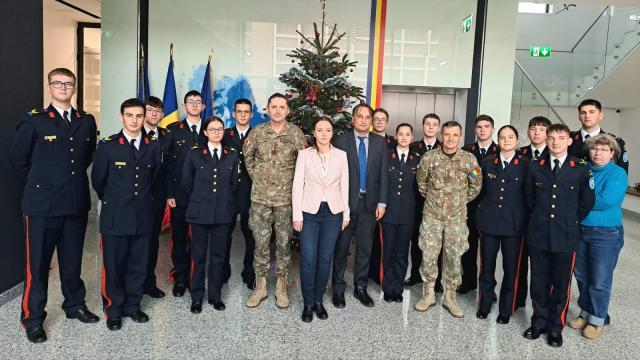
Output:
[443, 289, 464, 318]
[414, 282, 436, 312]
[246, 277, 267, 308]
[275, 276, 289, 308]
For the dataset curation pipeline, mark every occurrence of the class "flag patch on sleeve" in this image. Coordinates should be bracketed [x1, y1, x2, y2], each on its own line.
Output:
[470, 167, 481, 178]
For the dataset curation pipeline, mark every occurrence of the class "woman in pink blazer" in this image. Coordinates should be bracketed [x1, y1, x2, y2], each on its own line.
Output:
[292, 117, 349, 323]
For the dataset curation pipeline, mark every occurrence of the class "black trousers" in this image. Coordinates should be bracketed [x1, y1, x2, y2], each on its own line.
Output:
[100, 233, 151, 319]
[20, 215, 88, 329]
[368, 222, 383, 284]
[409, 212, 444, 284]
[189, 223, 230, 302]
[528, 247, 576, 332]
[169, 208, 191, 285]
[332, 196, 376, 293]
[381, 222, 412, 295]
[460, 215, 479, 290]
[144, 197, 165, 291]
[224, 212, 255, 284]
[478, 233, 525, 316]
[515, 241, 529, 308]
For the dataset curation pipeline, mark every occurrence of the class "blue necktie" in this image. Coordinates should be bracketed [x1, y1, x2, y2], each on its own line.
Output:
[358, 136, 367, 191]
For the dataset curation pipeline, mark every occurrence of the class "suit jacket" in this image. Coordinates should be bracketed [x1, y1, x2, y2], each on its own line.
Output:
[569, 129, 628, 173]
[91, 131, 162, 236]
[181, 146, 239, 225]
[143, 127, 174, 208]
[476, 154, 530, 236]
[517, 144, 548, 160]
[381, 149, 420, 225]
[292, 146, 350, 222]
[462, 141, 499, 223]
[10, 104, 97, 217]
[410, 138, 441, 157]
[222, 127, 252, 214]
[525, 154, 595, 252]
[333, 129, 389, 212]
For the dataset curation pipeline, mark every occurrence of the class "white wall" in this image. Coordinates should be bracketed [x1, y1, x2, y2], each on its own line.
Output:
[43, 3, 78, 108]
[619, 107, 639, 186]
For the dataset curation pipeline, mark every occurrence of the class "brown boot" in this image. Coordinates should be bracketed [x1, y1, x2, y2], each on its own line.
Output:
[246, 277, 267, 308]
[443, 289, 464, 318]
[568, 316, 587, 330]
[275, 276, 289, 309]
[583, 324, 603, 339]
[414, 282, 436, 312]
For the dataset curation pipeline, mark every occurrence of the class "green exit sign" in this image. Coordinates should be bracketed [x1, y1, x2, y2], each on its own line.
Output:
[462, 15, 472, 33]
[530, 46, 552, 58]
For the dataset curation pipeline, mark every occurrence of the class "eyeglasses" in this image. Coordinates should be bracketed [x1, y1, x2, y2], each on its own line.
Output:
[186, 100, 203, 105]
[206, 128, 224, 134]
[49, 81, 75, 89]
[146, 107, 163, 114]
[235, 110, 252, 115]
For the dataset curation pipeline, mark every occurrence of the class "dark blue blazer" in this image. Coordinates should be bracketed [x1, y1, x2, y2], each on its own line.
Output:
[569, 129, 628, 173]
[463, 141, 499, 224]
[332, 129, 389, 212]
[222, 127, 252, 214]
[10, 105, 97, 217]
[517, 145, 548, 160]
[525, 154, 595, 252]
[91, 132, 162, 236]
[476, 155, 530, 236]
[181, 146, 239, 225]
[410, 138, 441, 157]
[144, 127, 174, 205]
[381, 149, 420, 225]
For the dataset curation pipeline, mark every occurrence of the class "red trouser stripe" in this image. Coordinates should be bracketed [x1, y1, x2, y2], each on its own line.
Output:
[511, 237, 525, 314]
[99, 235, 113, 319]
[560, 251, 577, 328]
[20, 216, 33, 326]
[378, 222, 384, 285]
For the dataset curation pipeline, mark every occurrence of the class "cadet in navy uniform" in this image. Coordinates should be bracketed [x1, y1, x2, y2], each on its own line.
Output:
[142, 96, 174, 299]
[513, 116, 551, 310]
[165, 90, 208, 297]
[182, 117, 240, 314]
[380, 123, 420, 302]
[405, 113, 442, 289]
[475, 125, 529, 324]
[569, 99, 628, 173]
[10, 68, 100, 343]
[460, 114, 498, 294]
[91, 98, 162, 331]
[369, 108, 395, 284]
[221, 98, 256, 289]
[523, 123, 595, 347]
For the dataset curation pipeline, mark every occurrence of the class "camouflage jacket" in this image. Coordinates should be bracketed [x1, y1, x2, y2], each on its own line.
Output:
[243, 121, 306, 207]
[416, 148, 483, 220]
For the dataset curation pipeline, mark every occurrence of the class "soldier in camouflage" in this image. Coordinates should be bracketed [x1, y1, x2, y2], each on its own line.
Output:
[243, 93, 306, 309]
[414, 121, 482, 318]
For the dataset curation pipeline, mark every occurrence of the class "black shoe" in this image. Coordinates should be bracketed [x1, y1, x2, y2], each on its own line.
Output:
[353, 288, 374, 307]
[457, 285, 476, 294]
[302, 305, 313, 323]
[403, 277, 423, 287]
[496, 315, 510, 324]
[124, 310, 149, 323]
[145, 286, 166, 299]
[66, 307, 100, 323]
[383, 292, 394, 302]
[172, 283, 186, 297]
[26, 326, 47, 343]
[106, 318, 122, 331]
[434, 282, 444, 293]
[523, 326, 547, 340]
[476, 309, 488, 319]
[209, 299, 226, 311]
[547, 331, 563, 347]
[394, 294, 403, 303]
[332, 293, 346, 309]
[191, 301, 202, 314]
[314, 303, 328, 320]
[605, 314, 611, 325]
[244, 279, 256, 291]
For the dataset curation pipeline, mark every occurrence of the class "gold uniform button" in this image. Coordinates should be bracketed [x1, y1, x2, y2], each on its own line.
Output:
[550, 214, 555, 218]
[213, 189, 217, 192]
[498, 205, 502, 208]
[499, 196, 503, 200]
[397, 192, 401, 195]
[70, 137, 74, 141]
[134, 191, 138, 195]
[501, 179, 505, 183]
[70, 148, 74, 152]
[213, 182, 217, 185]
[398, 185, 402, 188]
[399, 172, 403, 175]
[399, 178, 403, 182]
[553, 184, 557, 188]
[135, 175, 139, 178]
[71, 171, 75, 175]
[134, 183, 138, 187]
[501, 188, 504, 191]
[70, 160, 75, 163]
[136, 166, 139, 170]
[552, 204, 556, 208]
[552, 195, 557, 199]
[214, 169, 218, 172]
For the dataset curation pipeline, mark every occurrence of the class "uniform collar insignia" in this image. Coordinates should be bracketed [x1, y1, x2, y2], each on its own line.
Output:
[539, 159, 545, 166]
[203, 149, 209, 155]
[494, 158, 499, 165]
[230, 129, 235, 136]
[514, 158, 519, 165]
[48, 111, 55, 119]
[118, 137, 125, 145]
[391, 152, 397, 159]
[569, 160, 575, 167]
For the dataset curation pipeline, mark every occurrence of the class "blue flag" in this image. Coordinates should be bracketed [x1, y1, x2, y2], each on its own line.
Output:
[160, 53, 179, 128]
[200, 59, 213, 120]
[137, 47, 150, 101]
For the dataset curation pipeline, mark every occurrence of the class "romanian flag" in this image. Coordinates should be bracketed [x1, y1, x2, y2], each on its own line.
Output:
[470, 166, 481, 178]
[365, 0, 388, 108]
[159, 44, 179, 128]
[136, 45, 150, 101]
[200, 54, 213, 121]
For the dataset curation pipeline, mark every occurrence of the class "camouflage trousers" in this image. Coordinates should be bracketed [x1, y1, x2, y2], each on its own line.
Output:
[418, 215, 469, 288]
[249, 202, 293, 278]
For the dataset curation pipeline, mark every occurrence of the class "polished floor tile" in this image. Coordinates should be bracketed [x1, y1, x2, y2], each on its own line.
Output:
[1, 215, 640, 359]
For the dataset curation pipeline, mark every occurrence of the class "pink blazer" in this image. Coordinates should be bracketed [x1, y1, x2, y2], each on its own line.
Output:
[292, 146, 350, 222]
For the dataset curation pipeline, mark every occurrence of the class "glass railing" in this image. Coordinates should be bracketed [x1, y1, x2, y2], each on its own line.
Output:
[511, 59, 564, 135]
[515, 6, 640, 107]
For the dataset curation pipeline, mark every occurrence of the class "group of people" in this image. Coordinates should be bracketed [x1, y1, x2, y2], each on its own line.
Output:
[11, 68, 629, 350]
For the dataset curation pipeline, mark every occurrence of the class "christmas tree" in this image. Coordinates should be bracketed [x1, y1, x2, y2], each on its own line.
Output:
[279, 22, 365, 133]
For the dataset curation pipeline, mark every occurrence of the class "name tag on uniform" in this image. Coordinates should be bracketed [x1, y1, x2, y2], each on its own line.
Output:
[487, 173, 496, 179]
[44, 135, 57, 141]
[535, 181, 543, 187]
[114, 161, 127, 166]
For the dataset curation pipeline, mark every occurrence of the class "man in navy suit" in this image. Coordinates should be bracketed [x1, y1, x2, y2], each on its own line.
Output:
[331, 103, 388, 308]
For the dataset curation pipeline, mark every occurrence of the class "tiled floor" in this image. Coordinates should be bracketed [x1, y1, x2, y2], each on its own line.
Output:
[1, 215, 639, 359]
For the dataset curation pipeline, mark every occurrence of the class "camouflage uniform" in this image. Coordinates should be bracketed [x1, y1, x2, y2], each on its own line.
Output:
[243, 121, 306, 277]
[416, 148, 482, 288]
